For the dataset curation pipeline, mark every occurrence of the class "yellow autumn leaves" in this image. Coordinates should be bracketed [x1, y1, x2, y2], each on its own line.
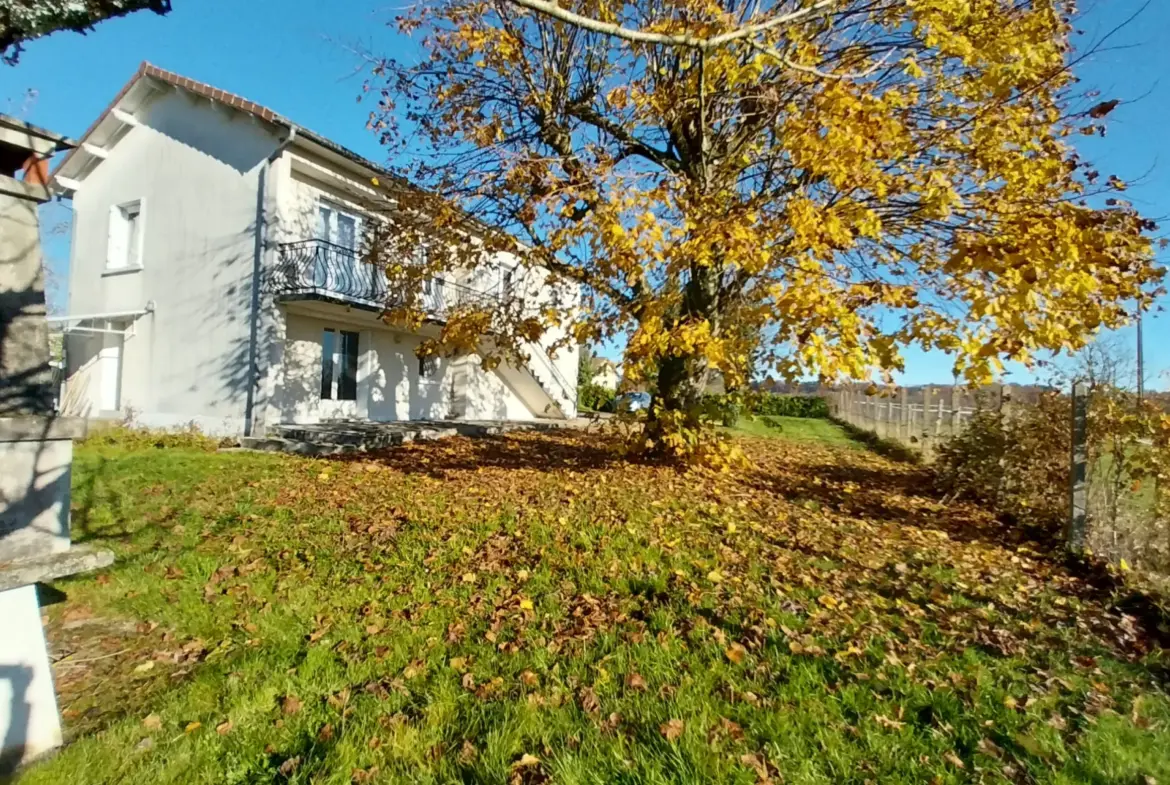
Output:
[365, 0, 1162, 425]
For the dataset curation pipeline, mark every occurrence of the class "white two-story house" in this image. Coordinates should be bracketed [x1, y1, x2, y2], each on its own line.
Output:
[51, 63, 578, 436]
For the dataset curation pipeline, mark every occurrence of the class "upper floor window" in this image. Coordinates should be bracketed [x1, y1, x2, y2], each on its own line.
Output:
[318, 201, 360, 253]
[106, 199, 143, 270]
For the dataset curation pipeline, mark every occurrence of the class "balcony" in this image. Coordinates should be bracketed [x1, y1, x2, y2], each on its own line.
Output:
[273, 239, 498, 317]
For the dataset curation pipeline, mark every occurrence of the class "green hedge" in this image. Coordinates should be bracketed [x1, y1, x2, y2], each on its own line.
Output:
[579, 383, 616, 412]
[701, 393, 829, 422]
[751, 394, 829, 419]
[701, 394, 742, 426]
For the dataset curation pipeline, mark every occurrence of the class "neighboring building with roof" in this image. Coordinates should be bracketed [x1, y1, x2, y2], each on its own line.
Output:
[589, 357, 620, 391]
[51, 63, 578, 435]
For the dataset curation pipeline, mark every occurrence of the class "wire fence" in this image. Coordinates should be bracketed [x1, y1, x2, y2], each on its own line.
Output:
[829, 385, 1012, 455]
[831, 382, 1169, 579]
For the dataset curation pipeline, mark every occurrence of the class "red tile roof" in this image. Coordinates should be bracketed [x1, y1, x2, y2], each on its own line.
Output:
[54, 61, 394, 184]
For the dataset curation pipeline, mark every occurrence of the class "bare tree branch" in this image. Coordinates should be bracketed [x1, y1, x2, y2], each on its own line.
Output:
[504, 0, 843, 51]
[746, 39, 898, 80]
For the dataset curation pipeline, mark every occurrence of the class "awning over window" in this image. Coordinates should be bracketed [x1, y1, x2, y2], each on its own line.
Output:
[47, 307, 152, 336]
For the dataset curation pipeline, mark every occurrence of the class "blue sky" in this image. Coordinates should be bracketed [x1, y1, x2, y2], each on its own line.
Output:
[3, 0, 1167, 387]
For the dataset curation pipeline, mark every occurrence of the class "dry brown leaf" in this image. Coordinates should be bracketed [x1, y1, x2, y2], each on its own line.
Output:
[625, 672, 647, 691]
[281, 695, 303, 715]
[660, 718, 685, 741]
[351, 766, 379, 783]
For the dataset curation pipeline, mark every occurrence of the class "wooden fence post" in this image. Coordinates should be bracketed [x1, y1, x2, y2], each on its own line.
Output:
[950, 386, 961, 437]
[900, 387, 909, 442]
[935, 391, 945, 439]
[923, 385, 935, 447]
[1068, 382, 1088, 554]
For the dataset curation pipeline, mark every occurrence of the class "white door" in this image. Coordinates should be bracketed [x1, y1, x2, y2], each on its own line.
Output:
[317, 203, 364, 297]
[98, 337, 122, 412]
[411, 355, 444, 420]
[315, 327, 364, 420]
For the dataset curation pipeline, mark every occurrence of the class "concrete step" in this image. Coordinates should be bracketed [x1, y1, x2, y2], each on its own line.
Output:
[240, 420, 569, 458]
[237, 437, 360, 456]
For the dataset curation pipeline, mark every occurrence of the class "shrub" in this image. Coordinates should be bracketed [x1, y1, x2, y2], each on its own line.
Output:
[752, 394, 829, 418]
[759, 415, 784, 431]
[933, 393, 1070, 533]
[579, 382, 616, 413]
[81, 422, 227, 452]
[703, 393, 829, 420]
[701, 394, 742, 426]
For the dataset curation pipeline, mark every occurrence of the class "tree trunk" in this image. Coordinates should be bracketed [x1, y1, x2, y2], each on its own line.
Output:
[644, 266, 719, 444]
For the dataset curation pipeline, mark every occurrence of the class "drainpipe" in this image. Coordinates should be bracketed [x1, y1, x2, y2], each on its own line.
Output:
[243, 126, 298, 437]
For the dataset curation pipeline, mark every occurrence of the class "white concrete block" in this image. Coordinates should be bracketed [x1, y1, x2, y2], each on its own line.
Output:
[0, 584, 61, 771]
[0, 438, 72, 561]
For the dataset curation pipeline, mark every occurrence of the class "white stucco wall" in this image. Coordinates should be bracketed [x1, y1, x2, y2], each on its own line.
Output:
[271, 159, 580, 419]
[64, 89, 283, 433]
[62, 86, 579, 433]
[270, 310, 539, 424]
[594, 366, 620, 391]
[464, 358, 541, 421]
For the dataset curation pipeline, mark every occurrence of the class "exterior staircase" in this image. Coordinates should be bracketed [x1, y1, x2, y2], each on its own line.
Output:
[492, 343, 577, 420]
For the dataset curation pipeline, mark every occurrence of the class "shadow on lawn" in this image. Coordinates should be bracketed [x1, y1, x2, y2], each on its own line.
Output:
[333, 431, 631, 478]
[69, 456, 142, 546]
[746, 455, 1058, 553]
[749, 449, 1170, 652]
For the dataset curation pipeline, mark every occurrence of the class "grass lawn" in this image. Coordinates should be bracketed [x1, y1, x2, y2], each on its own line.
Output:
[725, 416, 862, 447]
[19, 426, 1170, 784]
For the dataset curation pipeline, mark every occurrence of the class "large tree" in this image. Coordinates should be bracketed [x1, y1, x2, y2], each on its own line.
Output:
[1, 0, 171, 63]
[363, 0, 1162, 451]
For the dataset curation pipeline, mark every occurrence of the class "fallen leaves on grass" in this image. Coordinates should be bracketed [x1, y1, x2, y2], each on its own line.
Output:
[725, 643, 748, 664]
[40, 429, 1170, 784]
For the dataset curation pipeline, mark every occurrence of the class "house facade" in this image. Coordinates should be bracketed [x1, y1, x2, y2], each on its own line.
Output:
[52, 63, 578, 435]
[590, 357, 621, 391]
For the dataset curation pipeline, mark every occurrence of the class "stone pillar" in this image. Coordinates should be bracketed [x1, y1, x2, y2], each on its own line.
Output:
[0, 115, 112, 774]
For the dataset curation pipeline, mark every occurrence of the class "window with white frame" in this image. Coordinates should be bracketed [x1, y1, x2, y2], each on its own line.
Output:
[106, 200, 144, 270]
[317, 201, 360, 252]
[418, 355, 438, 379]
[320, 328, 360, 401]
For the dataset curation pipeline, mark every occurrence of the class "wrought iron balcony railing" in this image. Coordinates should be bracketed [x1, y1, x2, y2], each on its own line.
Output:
[274, 238, 577, 413]
[273, 238, 499, 316]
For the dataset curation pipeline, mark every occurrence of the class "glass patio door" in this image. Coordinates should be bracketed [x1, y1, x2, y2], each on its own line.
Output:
[316, 203, 363, 296]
